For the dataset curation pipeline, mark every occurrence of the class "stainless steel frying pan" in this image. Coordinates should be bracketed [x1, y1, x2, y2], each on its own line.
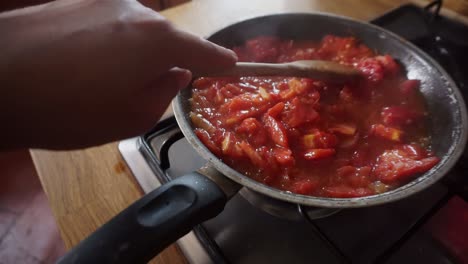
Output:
[59, 13, 467, 264]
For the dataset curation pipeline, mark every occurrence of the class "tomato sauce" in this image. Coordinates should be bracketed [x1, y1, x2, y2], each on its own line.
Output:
[190, 35, 440, 198]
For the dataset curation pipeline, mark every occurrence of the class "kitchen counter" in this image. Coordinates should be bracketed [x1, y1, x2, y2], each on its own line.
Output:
[30, 0, 467, 263]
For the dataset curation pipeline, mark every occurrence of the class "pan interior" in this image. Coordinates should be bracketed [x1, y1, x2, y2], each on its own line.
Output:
[174, 13, 467, 208]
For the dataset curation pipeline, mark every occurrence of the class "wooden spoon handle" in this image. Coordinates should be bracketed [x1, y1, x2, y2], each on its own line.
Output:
[196, 60, 360, 82]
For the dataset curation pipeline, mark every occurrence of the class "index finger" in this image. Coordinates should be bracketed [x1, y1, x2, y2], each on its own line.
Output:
[159, 25, 238, 75]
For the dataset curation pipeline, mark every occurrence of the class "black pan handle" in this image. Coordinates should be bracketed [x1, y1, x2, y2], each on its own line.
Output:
[57, 172, 227, 264]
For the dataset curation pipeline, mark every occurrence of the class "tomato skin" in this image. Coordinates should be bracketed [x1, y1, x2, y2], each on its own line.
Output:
[373, 148, 440, 183]
[263, 114, 289, 148]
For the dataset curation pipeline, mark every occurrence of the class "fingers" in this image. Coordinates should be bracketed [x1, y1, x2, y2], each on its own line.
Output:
[159, 26, 238, 75]
[139, 67, 192, 115]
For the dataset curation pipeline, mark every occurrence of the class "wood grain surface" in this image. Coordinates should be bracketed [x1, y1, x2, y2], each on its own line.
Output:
[30, 0, 467, 263]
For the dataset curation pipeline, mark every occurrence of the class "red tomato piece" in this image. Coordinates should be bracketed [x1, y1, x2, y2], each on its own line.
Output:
[323, 186, 374, 198]
[237, 118, 268, 146]
[195, 129, 221, 156]
[376, 55, 400, 76]
[220, 94, 253, 113]
[267, 102, 285, 118]
[272, 147, 295, 166]
[370, 124, 404, 142]
[221, 84, 243, 98]
[357, 57, 385, 83]
[192, 78, 212, 89]
[303, 148, 336, 160]
[373, 148, 440, 183]
[279, 88, 297, 100]
[291, 180, 319, 195]
[263, 114, 289, 148]
[401, 144, 428, 159]
[283, 97, 319, 128]
[400, 79, 421, 96]
[381, 106, 423, 126]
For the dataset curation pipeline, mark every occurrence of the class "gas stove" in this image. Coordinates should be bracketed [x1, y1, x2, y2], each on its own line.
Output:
[119, 3, 468, 264]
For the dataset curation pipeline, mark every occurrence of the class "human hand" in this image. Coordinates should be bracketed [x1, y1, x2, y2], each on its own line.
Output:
[0, 0, 237, 149]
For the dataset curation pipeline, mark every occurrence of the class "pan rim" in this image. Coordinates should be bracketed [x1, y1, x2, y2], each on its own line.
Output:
[173, 12, 468, 208]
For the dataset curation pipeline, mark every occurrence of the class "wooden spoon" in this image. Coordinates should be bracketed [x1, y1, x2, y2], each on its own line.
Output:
[196, 60, 360, 82]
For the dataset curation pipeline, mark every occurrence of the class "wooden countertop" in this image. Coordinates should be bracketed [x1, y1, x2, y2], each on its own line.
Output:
[30, 0, 467, 263]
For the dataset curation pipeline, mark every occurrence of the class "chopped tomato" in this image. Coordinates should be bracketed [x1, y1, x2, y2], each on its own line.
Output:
[272, 147, 295, 166]
[370, 124, 404, 142]
[303, 148, 336, 160]
[400, 79, 421, 96]
[373, 148, 440, 183]
[291, 180, 319, 195]
[237, 118, 268, 146]
[267, 102, 285, 118]
[283, 97, 319, 128]
[263, 114, 289, 148]
[357, 57, 385, 83]
[401, 144, 429, 159]
[376, 55, 400, 76]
